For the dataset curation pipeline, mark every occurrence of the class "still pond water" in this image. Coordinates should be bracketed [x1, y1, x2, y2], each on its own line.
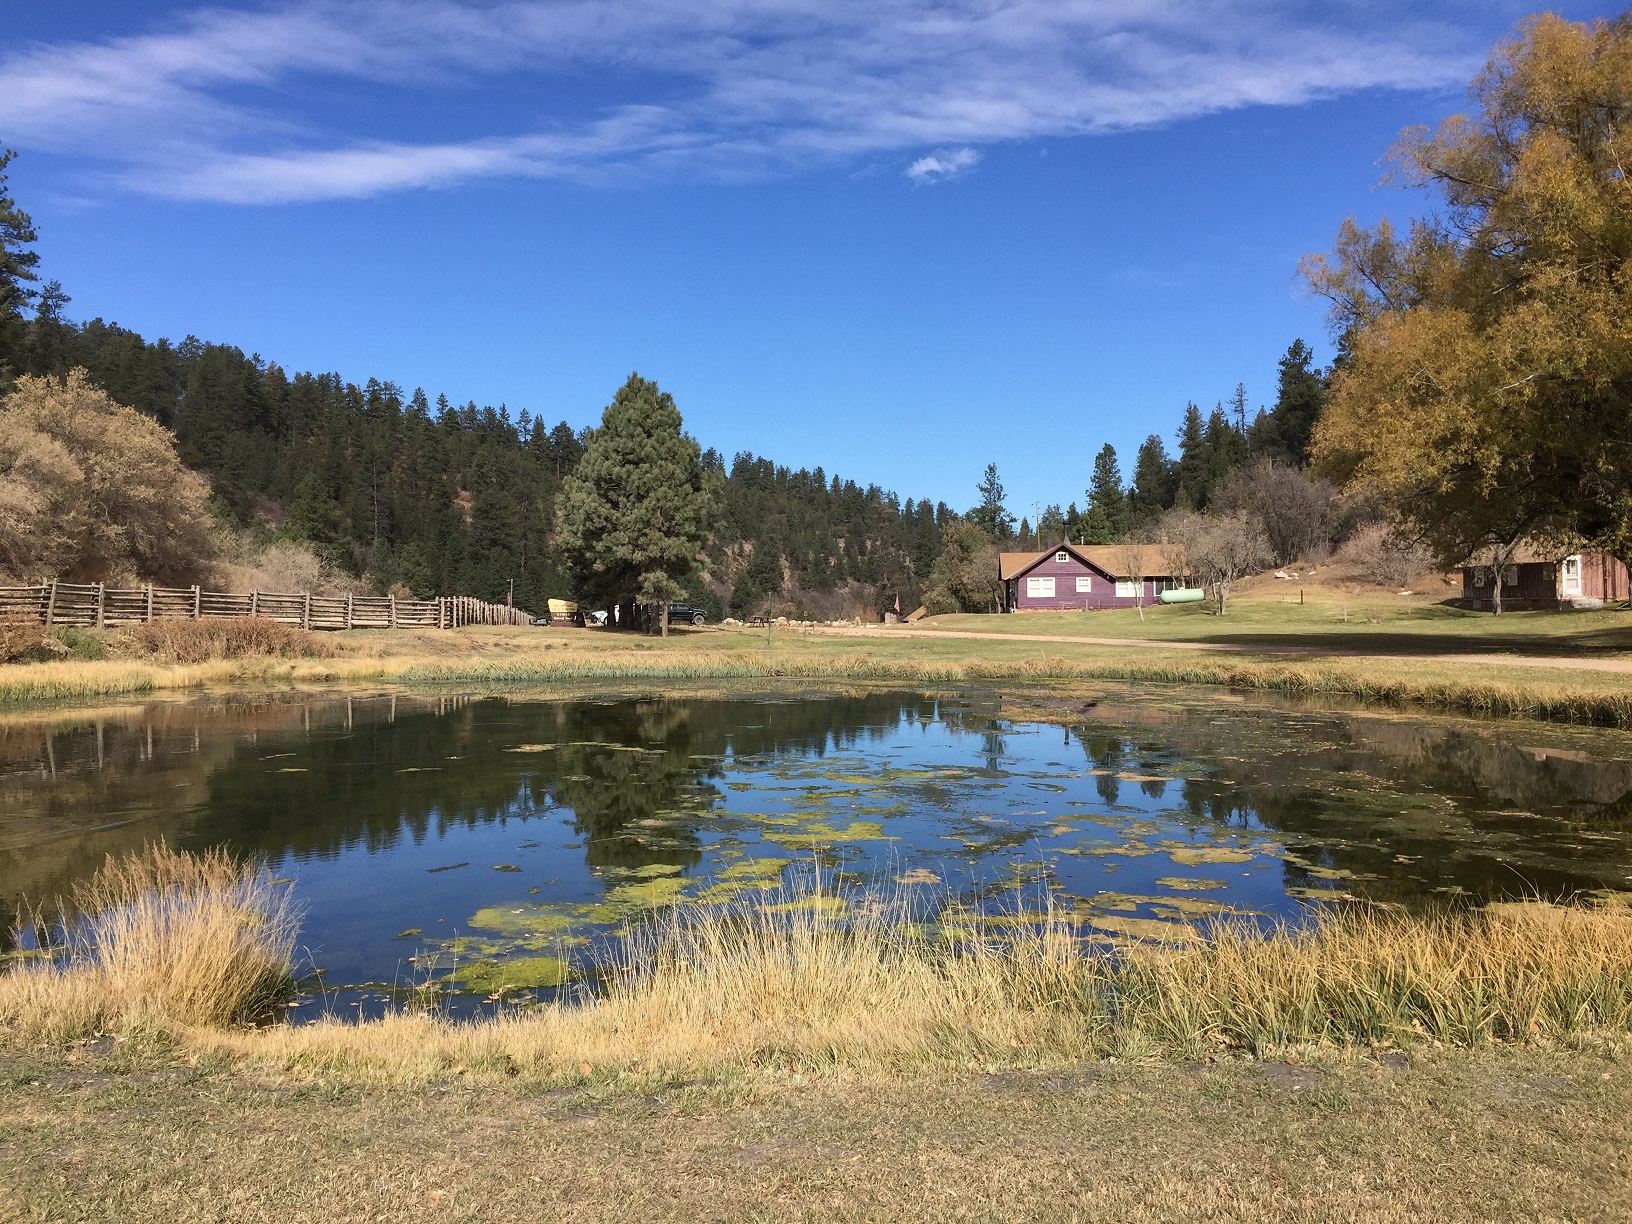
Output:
[4, 685, 1632, 1017]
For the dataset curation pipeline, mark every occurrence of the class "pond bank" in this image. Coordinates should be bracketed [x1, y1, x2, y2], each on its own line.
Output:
[6, 622, 1632, 725]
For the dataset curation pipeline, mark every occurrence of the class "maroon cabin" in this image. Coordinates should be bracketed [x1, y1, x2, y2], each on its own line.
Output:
[1000, 543, 1185, 612]
[1460, 546, 1629, 611]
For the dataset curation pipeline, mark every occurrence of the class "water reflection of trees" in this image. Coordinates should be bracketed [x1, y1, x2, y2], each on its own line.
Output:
[1070, 703, 1632, 904]
[181, 693, 942, 873]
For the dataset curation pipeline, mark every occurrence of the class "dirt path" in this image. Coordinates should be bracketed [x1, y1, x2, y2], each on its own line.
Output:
[812, 625, 1632, 675]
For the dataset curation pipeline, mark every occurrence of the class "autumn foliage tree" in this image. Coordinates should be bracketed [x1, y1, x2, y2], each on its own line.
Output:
[0, 369, 216, 584]
[1305, 12, 1632, 581]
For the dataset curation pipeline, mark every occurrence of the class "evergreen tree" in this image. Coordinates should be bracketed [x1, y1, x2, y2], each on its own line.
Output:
[1251, 339, 1326, 466]
[1202, 402, 1247, 503]
[557, 374, 721, 635]
[1037, 503, 1066, 546]
[1085, 443, 1126, 542]
[0, 149, 41, 386]
[1172, 403, 1209, 509]
[968, 463, 1015, 539]
[1129, 435, 1175, 519]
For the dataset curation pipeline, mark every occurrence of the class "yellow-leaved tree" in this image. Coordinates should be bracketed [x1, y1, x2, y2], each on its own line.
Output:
[1303, 12, 1632, 608]
[0, 369, 216, 585]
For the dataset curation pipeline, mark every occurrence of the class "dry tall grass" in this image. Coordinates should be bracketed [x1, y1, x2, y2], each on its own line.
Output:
[0, 846, 299, 1042]
[192, 891, 1632, 1083]
[118, 616, 337, 663]
[8, 853, 1632, 1070]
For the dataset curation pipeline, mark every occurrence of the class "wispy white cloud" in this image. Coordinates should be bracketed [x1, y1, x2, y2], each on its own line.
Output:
[907, 147, 981, 184]
[0, 1, 1484, 203]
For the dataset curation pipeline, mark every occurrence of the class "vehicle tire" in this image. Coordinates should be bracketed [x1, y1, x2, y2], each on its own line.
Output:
[692, 612, 705, 626]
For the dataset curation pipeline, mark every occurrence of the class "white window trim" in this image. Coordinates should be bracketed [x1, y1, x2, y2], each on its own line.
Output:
[1026, 576, 1055, 598]
[1055, 551, 1069, 563]
[1563, 554, 1583, 596]
[1114, 580, 1137, 598]
[1075, 576, 1092, 593]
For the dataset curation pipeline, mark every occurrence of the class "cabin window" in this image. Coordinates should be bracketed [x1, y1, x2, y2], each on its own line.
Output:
[1115, 580, 1137, 598]
[1075, 576, 1092, 593]
[1055, 551, 1068, 563]
[1503, 566, 1518, 587]
[1027, 576, 1055, 598]
[1472, 571, 1486, 587]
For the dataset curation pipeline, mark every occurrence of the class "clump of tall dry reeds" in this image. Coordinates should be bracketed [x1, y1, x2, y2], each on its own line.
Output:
[0, 845, 299, 1042]
[1111, 901, 1632, 1056]
[10, 851, 1632, 1073]
[200, 891, 1632, 1083]
[118, 616, 336, 663]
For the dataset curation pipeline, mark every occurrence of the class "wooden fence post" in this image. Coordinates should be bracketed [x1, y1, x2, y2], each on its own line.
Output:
[95, 583, 105, 629]
[302, 592, 311, 630]
[345, 594, 354, 630]
[45, 580, 58, 627]
[144, 585, 154, 623]
[389, 595, 397, 628]
[250, 590, 260, 618]
[192, 586, 201, 619]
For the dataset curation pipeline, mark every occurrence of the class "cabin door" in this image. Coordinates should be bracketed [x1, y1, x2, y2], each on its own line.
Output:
[1562, 555, 1582, 597]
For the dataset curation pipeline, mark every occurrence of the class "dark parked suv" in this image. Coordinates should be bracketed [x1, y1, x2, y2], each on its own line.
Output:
[666, 602, 709, 626]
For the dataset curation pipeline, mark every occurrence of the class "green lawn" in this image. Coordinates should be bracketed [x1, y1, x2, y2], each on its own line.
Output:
[918, 594, 1632, 657]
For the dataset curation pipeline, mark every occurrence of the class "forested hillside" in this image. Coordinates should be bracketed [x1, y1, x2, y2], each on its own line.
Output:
[0, 285, 949, 618]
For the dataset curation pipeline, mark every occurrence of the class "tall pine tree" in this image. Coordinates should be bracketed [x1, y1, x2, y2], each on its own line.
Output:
[557, 374, 720, 635]
[1082, 444, 1127, 543]
[1129, 434, 1175, 520]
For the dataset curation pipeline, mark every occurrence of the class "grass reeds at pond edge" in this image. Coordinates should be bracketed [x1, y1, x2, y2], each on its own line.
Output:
[0, 846, 299, 1042]
[7, 632, 1632, 725]
[7, 851, 1632, 1077]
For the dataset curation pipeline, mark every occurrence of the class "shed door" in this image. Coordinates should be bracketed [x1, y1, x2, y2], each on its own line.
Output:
[1563, 555, 1582, 596]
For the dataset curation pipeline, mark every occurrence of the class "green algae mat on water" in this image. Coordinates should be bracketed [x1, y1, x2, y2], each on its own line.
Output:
[6, 683, 1632, 1020]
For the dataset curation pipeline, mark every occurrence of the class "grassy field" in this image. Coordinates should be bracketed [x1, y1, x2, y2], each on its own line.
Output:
[917, 583, 1632, 656]
[4, 1044, 1629, 1222]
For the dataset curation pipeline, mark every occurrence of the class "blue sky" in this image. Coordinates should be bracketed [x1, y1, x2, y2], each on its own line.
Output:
[2, 1, 1620, 519]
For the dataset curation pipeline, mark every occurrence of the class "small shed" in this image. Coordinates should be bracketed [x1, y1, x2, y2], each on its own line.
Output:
[1460, 545, 1629, 610]
[1000, 543, 1186, 612]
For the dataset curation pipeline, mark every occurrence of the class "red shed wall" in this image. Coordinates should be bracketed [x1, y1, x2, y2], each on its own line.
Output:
[1582, 553, 1630, 602]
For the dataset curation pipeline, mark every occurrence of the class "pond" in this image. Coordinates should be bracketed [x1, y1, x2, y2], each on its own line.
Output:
[4, 684, 1632, 1018]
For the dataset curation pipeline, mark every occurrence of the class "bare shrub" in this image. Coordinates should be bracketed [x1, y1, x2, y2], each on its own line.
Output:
[118, 616, 336, 663]
[0, 610, 48, 662]
[218, 539, 367, 596]
[1215, 459, 1336, 566]
[1161, 508, 1272, 614]
[1340, 524, 1435, 587]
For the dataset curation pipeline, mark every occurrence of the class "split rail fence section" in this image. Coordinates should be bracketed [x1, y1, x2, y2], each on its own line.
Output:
[0, 583, 532, 631]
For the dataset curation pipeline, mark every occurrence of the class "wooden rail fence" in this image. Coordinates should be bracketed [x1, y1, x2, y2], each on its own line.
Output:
[0, 583, 533, 631]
